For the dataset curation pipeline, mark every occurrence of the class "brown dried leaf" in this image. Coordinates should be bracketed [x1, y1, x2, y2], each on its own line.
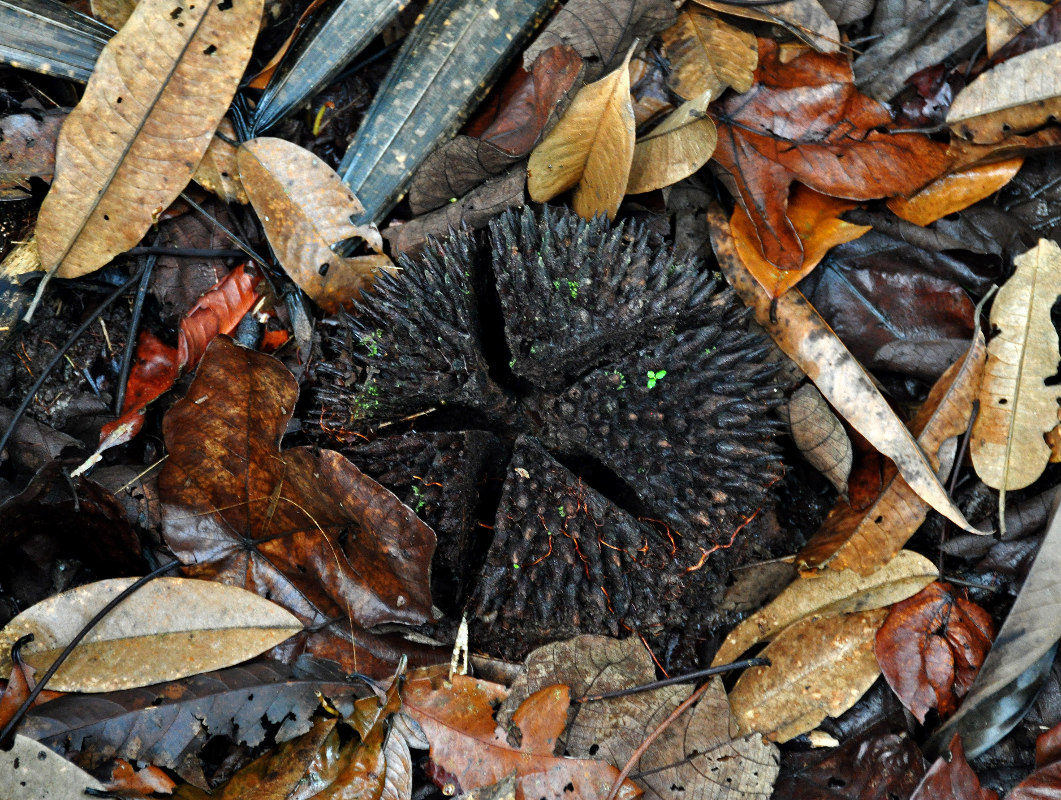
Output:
[527, 54, 635, 220]
[708, 203, 981, 534]
[971, 240, 1061, 507]
[91, 0, 137, 28]
[35, 0, 263, 278]
[626, 91, 717, 195]
[728, 608, 888, 742]
[0, 110, 66, 192]
[987, 0, 1052, 56]
[910, 735, 998, 800]
[661, 11, 757, 102]
[712, 550, 936, 667]
[407, 137, 522, 216]
[887, 157, 1024, 227]
[948, 42, 1061, 144]
[0, 578, 301, 692]
[193, 118, 247, 204]
[238, 137, 393, 313]
[799, 331, 987, 572]
[785, 382, 852, 494]
[693, 0, 839, 53]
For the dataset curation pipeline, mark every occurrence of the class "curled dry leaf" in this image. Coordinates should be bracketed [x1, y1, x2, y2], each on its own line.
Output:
[799, 331, 987, 572]
[694, 0, 839, 52]
[34, 0, 263, 278]
[874, 581, 995, 723]
[527, 53, 635, 220]
[972, 239, 1061, 524]
[729, 608, 888, 742]
[731, 183, 871, 298]
[712, 550, 937, 667]
[784, 382, 852, 495]
[160, 337, 437, 678]
[626, 90, 717, 195]
[948, 42, 1061, 143]
[0, 577, 302, 692]
[238, 137, 393, 313]
[887, 157, 1024, 227]
[661, 10, 757, 102]
[404, 673, 641, 800]
[708, 203, 980, 534]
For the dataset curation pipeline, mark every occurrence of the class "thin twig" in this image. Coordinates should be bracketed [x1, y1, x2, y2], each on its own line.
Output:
[114, 251, 159, 414]
[574, 658, 769, 703]
[179, 192, 269, 267]
[127, 246, 247, 258]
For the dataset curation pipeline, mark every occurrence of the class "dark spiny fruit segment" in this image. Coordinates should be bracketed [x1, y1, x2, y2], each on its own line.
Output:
[315, 204, 787, 655]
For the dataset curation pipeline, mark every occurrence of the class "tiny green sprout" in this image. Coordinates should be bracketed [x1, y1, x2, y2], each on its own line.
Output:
[512, 561, 521, 570]
[567, 279, 578, 300]
[552, 279, 561, 291]
[360, 329, 383, 357]
[646, 369, 667, 389]
[612, 370, 626, 390]
[705, 345, 717, 355]
[411, 484, 426, 513]
[558, 505, 566, 517]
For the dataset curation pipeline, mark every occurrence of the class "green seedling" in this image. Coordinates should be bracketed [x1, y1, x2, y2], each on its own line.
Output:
[646, 369, 667, 389]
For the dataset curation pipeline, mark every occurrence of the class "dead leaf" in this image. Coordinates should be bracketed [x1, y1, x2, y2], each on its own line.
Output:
[799, 331, 987, 572]
[730, 183, 871, 297]
[405, 673, 641, 800]
[784, 382, 852, 495]
[35, 0, 263, 278]
[972, 239, 1061, 526]
[626, 90, 717, 194]
[407, 137, 523, 216]
[729, 608, 888, 742]
[887, 157, 1024, 226]
[193, 118, 247, 204]
[661, 10, 757, 101]
[708, 203, 981, 534]
[712, 550, 937, 667]
[694, 0, 839, 53]
[102, 759, 177, 796]
[0, 110, 66, 191]
[527, 53, 635, 220]
[0, 577, 302, 692]
[0, 734, 107, 798]
[985, 1, 1061, 67]
[522, 0, 676, 81]
[160, 337, 438, 678]
[948, 42, 1061, 143]
[238, 137, 393, 313]
[710, 39, 948, 271]
[910, 735, 998, 800]
[987, 0, 1052, 57]
[874, 581, 995, 723]
[91, 0, 136, 28]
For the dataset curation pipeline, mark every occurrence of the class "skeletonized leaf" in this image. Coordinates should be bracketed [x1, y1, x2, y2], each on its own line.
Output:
[729, 608, 887, 742]
[626, 90, 716, 195]
[972, 240, 1061, 507]
[527, 54, 635, 220]
[0, 734, 106, 798]
[34, 0, 263, 278]
[239, 137, 393, 312]
[948, 42, 1061, 143]
[784, 382, 852, 495]
[712, 550, 937, 667]
[708, 203, 981, 534]
[661, 10, 757, 101]
[693, 0, 839, 53]
[0, 577, 302, 692]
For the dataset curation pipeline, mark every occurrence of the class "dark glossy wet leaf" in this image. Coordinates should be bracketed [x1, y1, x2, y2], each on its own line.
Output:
[338, 0, 553, 225]
[0, 0, 110, 82]
[249, 0, 403, 134]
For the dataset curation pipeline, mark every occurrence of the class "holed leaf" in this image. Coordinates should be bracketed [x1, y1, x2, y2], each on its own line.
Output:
[35, 0, 263, 278]
[159, 336, 437, 678]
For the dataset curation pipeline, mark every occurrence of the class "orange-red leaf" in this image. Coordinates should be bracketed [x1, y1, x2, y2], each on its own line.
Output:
[177, 263, 262, 370]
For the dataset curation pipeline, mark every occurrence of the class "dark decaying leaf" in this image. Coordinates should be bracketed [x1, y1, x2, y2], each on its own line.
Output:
[986, 2, 1061, 67]
[0, 109, 66, 193]
[20, 659, 371, 787]
[522, 0, 676, 81]
[338, 0, 554, 225]
[874, 581, 995, 723]
[407, 137, 524, 217]
[1009, 719, 1061, 800]
[249, 0, 403, 134]
[910, 735, 998, 800]
[927, 496, 1061, 758]
[160, 336, 438, 678]
[0, 0, 110, 82]
[710, 39, 948, 272]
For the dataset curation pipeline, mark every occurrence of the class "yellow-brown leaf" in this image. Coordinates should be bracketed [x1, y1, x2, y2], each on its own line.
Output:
[661, 10, 757, 101]
[887, 157, 1023, 226]
[626, 91, 716, 195]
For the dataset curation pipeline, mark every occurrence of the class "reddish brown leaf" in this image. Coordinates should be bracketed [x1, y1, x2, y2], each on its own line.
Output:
[710, 39, 948, 271]
[875, 582, 995, 723]
[0, 110, 66, 191]
[177, 263, 262, 370]
[159, 337, 438, 678]
[97, 331, 179, 448]
[0, 655, 61, 734]
[910, 735, 997, 800]
[102, 759, 176, 795]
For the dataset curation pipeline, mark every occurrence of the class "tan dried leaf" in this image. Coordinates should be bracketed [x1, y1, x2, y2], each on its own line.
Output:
[527, 53, 635, 220]
[193, 118, 248, 205]
[693, 0, 839, 53]
[784, 382, 852, 495]
[712, 550, 937, 666]
[986, 0, 1051, 57]
[661, 10, 757, 101]
[627, 91, 717, 194]
[238, 137, 394, 313]
[35, 0, 263, 278]
[728, 608, 888, 742]
[972, 240, 1061, 527]
[91, 0, 137, 28]
[947, 42, 1061, 144]
[0, 577, 302, 692]
[707, 203, 981, 534]
[0, 734, 107, 798]
[800, 332, 987, 572]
